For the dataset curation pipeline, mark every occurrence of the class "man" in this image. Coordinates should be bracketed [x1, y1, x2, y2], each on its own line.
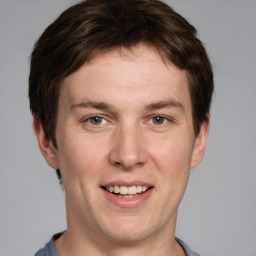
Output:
[29, 0, 213, 255]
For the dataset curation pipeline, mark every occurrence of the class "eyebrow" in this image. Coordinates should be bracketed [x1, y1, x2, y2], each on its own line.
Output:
[70, 99, 185, 113]
[70, 101, 114, 111]
[144, 100, 185, 112]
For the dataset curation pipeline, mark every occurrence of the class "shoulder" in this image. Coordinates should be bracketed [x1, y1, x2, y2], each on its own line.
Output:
[34, 232, 64, 256]
[176, 237, 201, 256]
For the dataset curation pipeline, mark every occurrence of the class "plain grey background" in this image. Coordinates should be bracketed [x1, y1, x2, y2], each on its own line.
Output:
[0, 0, 255, 255]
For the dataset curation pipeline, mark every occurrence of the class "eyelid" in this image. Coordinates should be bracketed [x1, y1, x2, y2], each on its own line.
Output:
[147, 115, 175, 124]
[149, 116, 167, 124]
[82, 114, 109, 125]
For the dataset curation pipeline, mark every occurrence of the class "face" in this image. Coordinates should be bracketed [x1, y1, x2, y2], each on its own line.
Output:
[34, 45, 209, 245]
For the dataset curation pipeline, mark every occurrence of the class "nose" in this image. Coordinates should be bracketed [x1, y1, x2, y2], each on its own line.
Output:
[109, 125, 147, 170]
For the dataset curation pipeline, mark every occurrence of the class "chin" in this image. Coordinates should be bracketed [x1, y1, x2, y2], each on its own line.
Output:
[98, 215, 161, 245]
[106, 228, 153, 245]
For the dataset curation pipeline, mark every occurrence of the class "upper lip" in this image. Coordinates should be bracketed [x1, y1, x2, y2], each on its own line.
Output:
[101, 180, 154, 188]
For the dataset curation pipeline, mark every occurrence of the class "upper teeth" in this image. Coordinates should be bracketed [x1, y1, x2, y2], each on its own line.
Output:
[106, 185, 149, 195]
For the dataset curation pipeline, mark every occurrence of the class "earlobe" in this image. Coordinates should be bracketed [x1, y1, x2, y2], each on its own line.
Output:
[33, 116, 59, 169]
[190, 116, 210, 169]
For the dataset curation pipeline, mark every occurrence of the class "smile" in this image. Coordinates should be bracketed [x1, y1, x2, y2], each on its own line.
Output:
[101, 183, 154, 207]
[105, 185, 149, 196]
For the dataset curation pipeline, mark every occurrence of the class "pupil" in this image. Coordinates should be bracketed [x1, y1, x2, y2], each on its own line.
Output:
[154, 116, 164, 124]
[92, 116, 102, 125]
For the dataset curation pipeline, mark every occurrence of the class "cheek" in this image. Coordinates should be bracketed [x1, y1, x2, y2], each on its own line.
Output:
[56, 136, 106, 213]
[56, 133, 108, 181]
[149, 133, 194, 177]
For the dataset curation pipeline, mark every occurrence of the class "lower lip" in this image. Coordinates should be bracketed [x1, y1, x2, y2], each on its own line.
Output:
[101, 188, 154, 208]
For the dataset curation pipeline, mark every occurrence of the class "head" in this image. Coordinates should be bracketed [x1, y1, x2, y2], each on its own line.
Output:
[29, 0, 213, 246]
[29, 0, 213, 147]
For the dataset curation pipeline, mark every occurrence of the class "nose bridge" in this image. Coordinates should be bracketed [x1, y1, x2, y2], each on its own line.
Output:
[109, 121, 146, 170]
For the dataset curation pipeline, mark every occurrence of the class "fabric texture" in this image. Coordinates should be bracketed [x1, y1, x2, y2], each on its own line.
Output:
[176, 237, 200, 256]
[34, 232, 200, 256]
[34, 233, 62, 256]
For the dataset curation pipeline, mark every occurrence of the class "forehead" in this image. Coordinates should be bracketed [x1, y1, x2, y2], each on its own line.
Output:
[60, 44, 191, 110]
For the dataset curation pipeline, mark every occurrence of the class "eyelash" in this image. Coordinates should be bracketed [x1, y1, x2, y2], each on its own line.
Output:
[147, 115, 171, 125]
[148, 115, 175, 127]
[82, 115, 175, 126]
[83, 115, 108, 125]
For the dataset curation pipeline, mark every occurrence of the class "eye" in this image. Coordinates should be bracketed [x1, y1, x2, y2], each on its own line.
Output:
[86, 116, 107, 125]
[149, 116, 168, 125]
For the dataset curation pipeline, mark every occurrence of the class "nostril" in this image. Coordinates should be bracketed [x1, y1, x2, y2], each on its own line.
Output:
[117, 161, 143, 170]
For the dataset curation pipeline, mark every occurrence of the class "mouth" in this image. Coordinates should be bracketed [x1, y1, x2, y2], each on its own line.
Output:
[102, 185, 152, 198]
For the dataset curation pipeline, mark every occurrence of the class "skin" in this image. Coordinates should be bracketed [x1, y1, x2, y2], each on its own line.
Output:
[33, 44, 209, 256]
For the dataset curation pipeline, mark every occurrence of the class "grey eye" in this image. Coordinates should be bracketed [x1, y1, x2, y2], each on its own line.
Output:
[152, 116, 166, 125]
[90, 116, 103, 125]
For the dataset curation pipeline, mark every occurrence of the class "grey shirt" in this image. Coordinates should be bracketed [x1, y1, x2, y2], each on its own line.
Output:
[35, 232, 200, 256]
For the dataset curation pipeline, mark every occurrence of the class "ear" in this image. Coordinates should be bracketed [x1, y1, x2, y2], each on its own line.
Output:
[190, 115, 210, 169]
[33, 116, 59, 169]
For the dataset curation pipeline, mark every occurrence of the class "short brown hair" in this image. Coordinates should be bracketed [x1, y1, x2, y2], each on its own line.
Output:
[29, 0, 213, 146]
